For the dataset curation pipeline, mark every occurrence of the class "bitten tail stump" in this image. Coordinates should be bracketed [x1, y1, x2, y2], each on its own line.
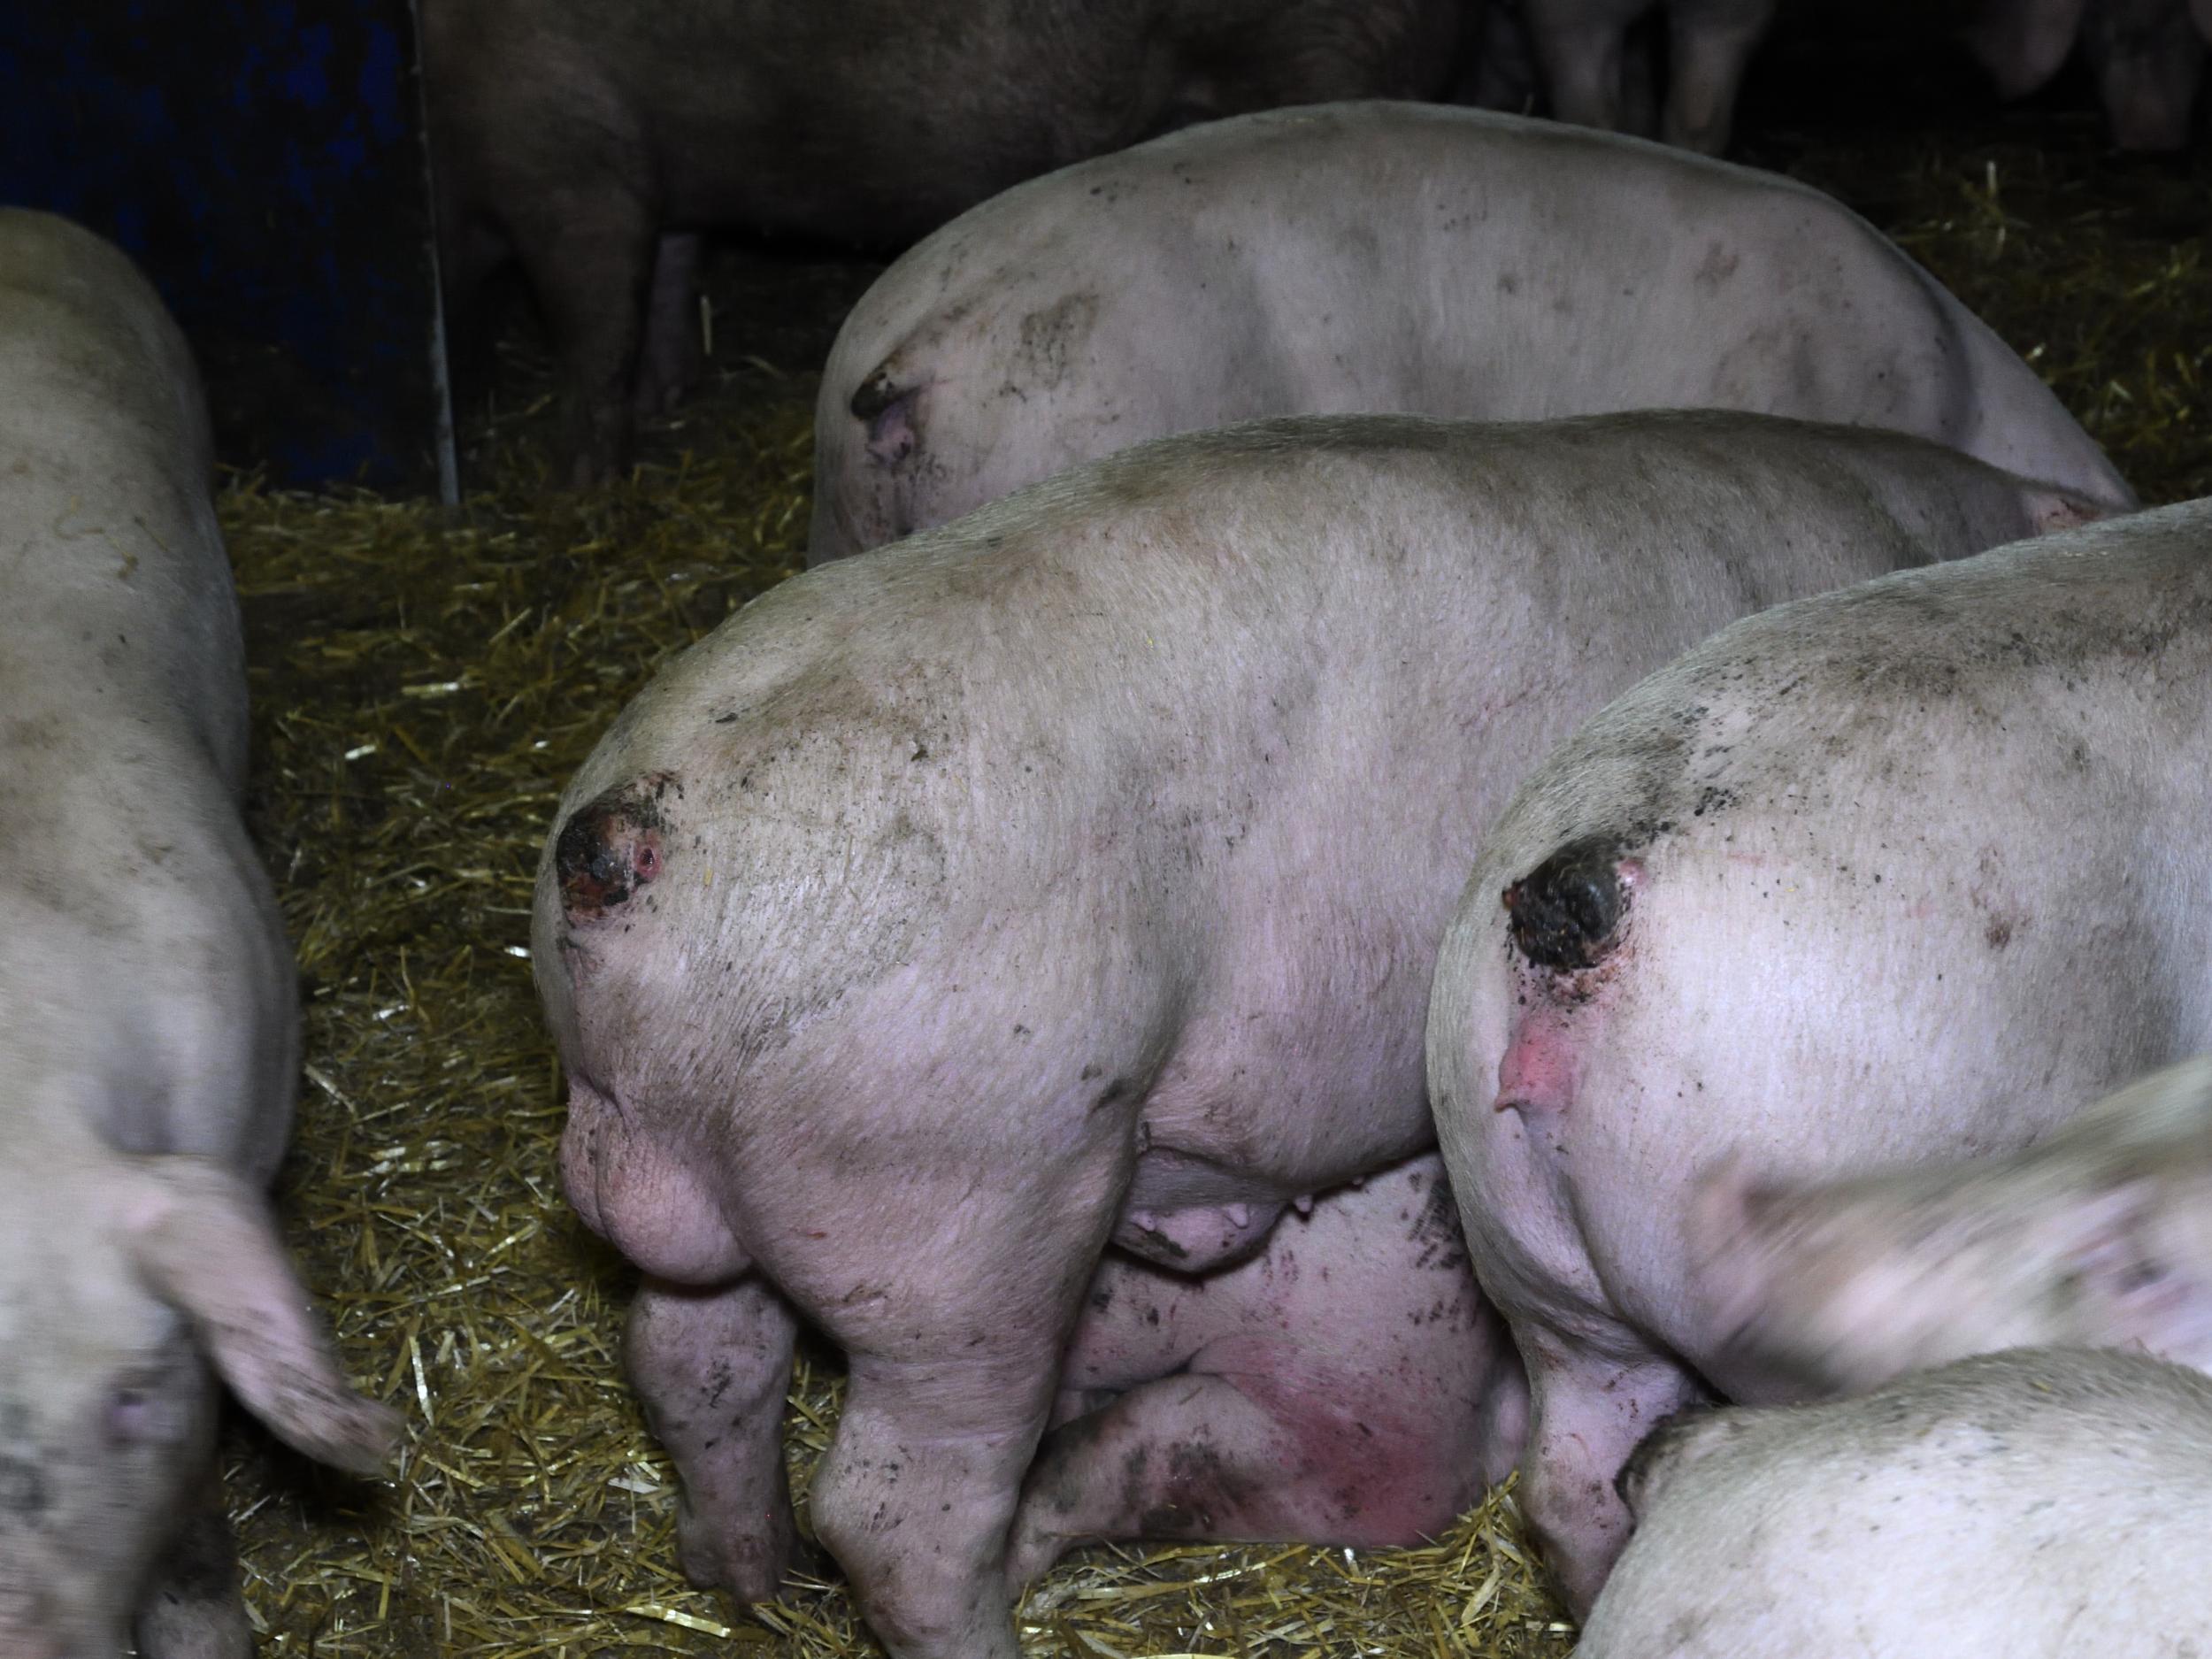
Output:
[1502, 838, 1641, 972]
[556, 772, 681, 921]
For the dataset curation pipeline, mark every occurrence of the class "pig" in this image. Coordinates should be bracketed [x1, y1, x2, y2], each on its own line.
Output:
[1426, 496, 2212, 1615]
[1011, 1155, 1523, 1580]
[808, 102, 2133, 563]
[1691, 1055, 2212, 1393]
[534, 405, 2102, 1659]
[1578, 1348, 2212, 1659]
[1519, 0, 1778, 152]
[1964, 0, 2208, 150]
[418, 0, 1463, 488]
[0, 209, 400, 1655]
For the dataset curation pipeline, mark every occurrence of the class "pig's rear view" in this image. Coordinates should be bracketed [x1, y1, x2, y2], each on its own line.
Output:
[0, 210, 397, 1658]
[1429, 499, 2212, 1613]
[1580, 1348, 2212, 1658]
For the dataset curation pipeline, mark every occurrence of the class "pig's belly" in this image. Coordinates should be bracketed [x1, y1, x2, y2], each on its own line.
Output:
[1112, 1014, 1436, 1271]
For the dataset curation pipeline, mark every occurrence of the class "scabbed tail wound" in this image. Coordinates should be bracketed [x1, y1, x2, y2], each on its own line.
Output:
[555, 773, 680, 922]
[1503, 838, 1632, 971]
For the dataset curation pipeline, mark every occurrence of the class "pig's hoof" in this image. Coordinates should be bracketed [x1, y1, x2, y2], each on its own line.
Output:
[1006, 1517, 1071, 1590]
[675, 1505, 812, 1603]
[1502, 837, 1637, 972]
[556, 772, 681, 922]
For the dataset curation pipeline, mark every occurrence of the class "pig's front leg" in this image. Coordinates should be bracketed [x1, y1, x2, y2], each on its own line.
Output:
[634, 232, 705, 417]
[627, 1273, 805, 1601]
[1526, 4, 1634, 131]
[134, 1486, 249, 1659]
[1660, 0, 1776, 152]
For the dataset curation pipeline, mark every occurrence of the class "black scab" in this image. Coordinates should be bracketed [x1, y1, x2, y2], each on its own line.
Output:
[554, 773, 680, 921]
[849, 373, 902, 423]
[1502, 837, 1632, 972]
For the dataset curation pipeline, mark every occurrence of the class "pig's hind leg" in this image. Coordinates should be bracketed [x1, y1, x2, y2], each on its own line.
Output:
[627, 1274, 808, 1601]
[1512, 1319, 1710, 1616]
[634, 232, 706, 418]
[1009, 1157, 1524, 1584]
[502, 150, 659, 488]
[1661, 0, 1777, 151]
[134, 1488, 249, 1659]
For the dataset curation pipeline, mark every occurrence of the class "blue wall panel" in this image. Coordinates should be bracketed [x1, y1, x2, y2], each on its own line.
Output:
[0, 1, 450, 491]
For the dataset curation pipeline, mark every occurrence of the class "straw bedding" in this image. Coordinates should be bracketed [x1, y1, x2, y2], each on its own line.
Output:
[211, 88, 2207, 1659]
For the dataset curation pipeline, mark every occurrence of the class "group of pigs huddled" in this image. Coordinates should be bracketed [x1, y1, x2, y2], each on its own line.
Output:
[534, 92, 2208, 1659]
[4, 10, 2208, 1659]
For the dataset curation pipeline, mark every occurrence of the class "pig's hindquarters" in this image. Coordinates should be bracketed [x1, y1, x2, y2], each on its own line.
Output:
[1008, 1154, 1525, 1581]
[1439, 777, 2192, 1610]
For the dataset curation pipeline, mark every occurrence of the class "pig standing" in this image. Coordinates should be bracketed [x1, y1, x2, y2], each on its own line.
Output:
[1578, 1348, 2212, 1658]
[419, 0, 1463, 488]
[0, 210, 398, 1655]
[1427, 498, 2212, 1614]
[809, 103, 2132, 564]
[1519, 0, 1778, 151]
[1692, 1055, 2212, 1390]
[1965, 0, 2209, 150]
[534, 407, 2097, 1659]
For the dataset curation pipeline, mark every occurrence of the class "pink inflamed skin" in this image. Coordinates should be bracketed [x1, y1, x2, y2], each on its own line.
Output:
[1010, 1155, 1524, 1582]
[0, 210, 400, 1659]
[535, 408, 2107, 1659]
[1428, 499, 2212, 1616]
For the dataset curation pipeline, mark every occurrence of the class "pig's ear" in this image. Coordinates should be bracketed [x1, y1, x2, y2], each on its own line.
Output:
[1686, 1154, 1783, 1353]
[2057, 1178, 2212, 1367]
[118, 1156, 403, 1475]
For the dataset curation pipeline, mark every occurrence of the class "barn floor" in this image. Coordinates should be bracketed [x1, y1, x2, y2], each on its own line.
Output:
[215, 22, 2209, 1658]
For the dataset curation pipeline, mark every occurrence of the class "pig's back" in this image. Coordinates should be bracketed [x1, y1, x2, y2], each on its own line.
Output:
[0, 212, 291, 1173]
[1482, 499, 2212, 871]
[1581, 1349, 2212, 1658]
[0, 209, 246, 791]
[640, 411, 2062, 855]
[822, 104, 2129, 527]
